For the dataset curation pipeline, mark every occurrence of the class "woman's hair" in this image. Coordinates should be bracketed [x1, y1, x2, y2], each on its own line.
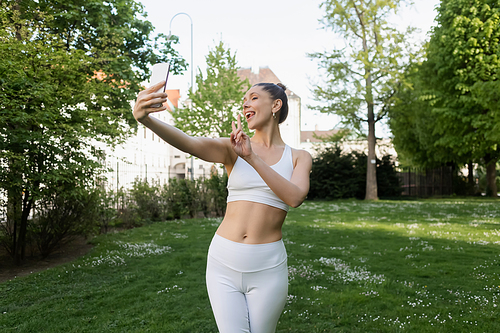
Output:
[253, 82, 289, 124]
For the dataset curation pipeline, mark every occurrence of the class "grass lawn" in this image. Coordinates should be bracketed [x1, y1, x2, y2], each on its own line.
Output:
[0, 198, 499, 332]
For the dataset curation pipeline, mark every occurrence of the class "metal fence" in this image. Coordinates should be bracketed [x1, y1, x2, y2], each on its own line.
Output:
[397, 166, 453, 197]
[103, 162, 172, 191]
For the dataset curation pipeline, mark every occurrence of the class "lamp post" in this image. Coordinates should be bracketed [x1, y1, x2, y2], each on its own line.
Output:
[168, 12, 194, 181]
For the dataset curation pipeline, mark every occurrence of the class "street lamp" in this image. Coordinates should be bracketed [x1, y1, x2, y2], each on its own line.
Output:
[167, 12, 194, 181]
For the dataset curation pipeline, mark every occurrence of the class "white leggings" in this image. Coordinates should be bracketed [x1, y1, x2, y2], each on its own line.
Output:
[206, 234, 288, 333]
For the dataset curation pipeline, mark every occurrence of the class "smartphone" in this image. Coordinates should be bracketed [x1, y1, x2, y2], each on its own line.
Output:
[149, 62, 170, 107]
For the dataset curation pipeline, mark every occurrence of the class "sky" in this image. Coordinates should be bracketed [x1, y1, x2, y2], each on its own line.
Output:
[139, 0, 440, 134]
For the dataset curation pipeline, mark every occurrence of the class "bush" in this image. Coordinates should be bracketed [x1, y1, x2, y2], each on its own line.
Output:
[129, 179, 162, 222]
[309, 145, 401, 200]
[204, 172, 228, 217]
[309, 146, 361, 200]
[30, 186, 101, 258]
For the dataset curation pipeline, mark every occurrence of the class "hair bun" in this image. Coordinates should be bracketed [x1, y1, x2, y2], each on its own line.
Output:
[276, 83, 287, 92]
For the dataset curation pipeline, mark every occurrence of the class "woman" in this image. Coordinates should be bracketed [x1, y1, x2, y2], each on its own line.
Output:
[133, 81, 312, 333]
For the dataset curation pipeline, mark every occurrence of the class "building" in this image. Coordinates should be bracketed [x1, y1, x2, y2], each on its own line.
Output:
[300, 125, 396, 159]
[99, 89, 218, 191]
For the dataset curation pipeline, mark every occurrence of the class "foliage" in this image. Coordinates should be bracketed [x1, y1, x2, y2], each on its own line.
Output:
[203, 172, 229, 217]
[310, 0, 419, 200]
[118, 173, 228, 224]
[129, 179, 163, 222]
[162, 178, 195, 220]
[0, 185, 108, 259]
[356, 153, 403, 198]
[0, 0, 187, 264]
[309, 146, 359, 200]
[30, 186, 102, 258]
[308, 145, 401, 200]
[407, 0, 499, 196]
[1, 199, 499, 332]
[173, 41, 251, 138]
[388, 63, 464, 169]
[93, 188, 118, 234]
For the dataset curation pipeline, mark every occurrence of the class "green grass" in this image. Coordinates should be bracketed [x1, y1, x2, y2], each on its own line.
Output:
[1, 199, 499, 332]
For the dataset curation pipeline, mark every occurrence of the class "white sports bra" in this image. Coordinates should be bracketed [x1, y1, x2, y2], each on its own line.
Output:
[226, 145, 294, 212]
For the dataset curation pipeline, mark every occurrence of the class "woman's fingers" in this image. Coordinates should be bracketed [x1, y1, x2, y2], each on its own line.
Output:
[231, 120, 242, 143]
[133, 82, 169, 122]
[149, 96, 168, 107]
[237, 114, 242, 131]
[147, 80, 166, 93]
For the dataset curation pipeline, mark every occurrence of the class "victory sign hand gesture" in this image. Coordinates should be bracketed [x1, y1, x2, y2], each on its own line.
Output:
[230, 114, 252, 159]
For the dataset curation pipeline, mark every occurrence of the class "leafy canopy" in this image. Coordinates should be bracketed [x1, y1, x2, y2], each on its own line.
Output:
[309, 0, 418, 133]
[173, 41, 250, 138]
[0, 0, 186, 262]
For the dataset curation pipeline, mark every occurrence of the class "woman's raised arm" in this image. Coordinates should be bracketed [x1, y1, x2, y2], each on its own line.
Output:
[133, 81, 234, 165]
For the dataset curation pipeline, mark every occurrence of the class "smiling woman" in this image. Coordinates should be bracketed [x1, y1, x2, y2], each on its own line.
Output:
[133, 80, 312, 332]
[244, 83, 289, 125]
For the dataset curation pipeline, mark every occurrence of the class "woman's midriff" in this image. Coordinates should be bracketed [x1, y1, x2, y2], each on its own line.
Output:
[216, 201, 287, 244]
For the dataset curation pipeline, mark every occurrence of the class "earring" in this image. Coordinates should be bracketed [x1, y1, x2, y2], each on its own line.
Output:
[273, 112, 276, 119]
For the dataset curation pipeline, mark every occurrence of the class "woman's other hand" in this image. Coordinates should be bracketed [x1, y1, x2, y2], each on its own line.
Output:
[230, 114, 252, 159]
[133, 81, 168, 123]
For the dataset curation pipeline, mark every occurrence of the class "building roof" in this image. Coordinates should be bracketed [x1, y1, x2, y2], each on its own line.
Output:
[237, 67, 299, 98]
[165, 89, 181, 111]
[301, 129, 339, 143]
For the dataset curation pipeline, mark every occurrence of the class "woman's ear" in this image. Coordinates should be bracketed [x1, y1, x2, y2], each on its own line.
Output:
[272, 99, 282, 113]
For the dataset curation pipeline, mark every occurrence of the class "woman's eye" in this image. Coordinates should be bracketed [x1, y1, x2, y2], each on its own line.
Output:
[252, 97, 257, 100]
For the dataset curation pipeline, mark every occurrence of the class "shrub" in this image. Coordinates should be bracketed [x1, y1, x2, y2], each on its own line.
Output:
[30, 186, 101, 258]
[309, 145, 401, 200]
[204, 172, 228, 217]
[162, 178, 190, 220]
[309, 145, 360, 200]
[129, 179, 162, 222]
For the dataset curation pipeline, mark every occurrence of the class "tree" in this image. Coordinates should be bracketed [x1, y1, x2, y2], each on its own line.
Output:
[388, 63, 467, 169]
[173, 41, 251, 138]
[391, 0, 500, 197]
[0, 0, 186, 264]
[309, 0, 418, 200]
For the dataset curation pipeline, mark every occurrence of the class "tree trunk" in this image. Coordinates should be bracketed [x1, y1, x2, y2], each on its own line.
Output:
[484, 154, 498, 198]
[365, 103, 378, 200]
[7, 187, 22, 256]
[468, 161, 474, 184]
[14, 191, 33, 265]
[468, 161, 475, 195]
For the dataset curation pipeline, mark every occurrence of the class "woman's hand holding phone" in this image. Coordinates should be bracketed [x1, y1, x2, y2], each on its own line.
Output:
[133, 63, 170, 123]
[133, 81, 168, 123]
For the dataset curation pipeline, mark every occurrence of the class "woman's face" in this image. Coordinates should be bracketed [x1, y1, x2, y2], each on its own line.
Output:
[242, 86, 276, 129]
